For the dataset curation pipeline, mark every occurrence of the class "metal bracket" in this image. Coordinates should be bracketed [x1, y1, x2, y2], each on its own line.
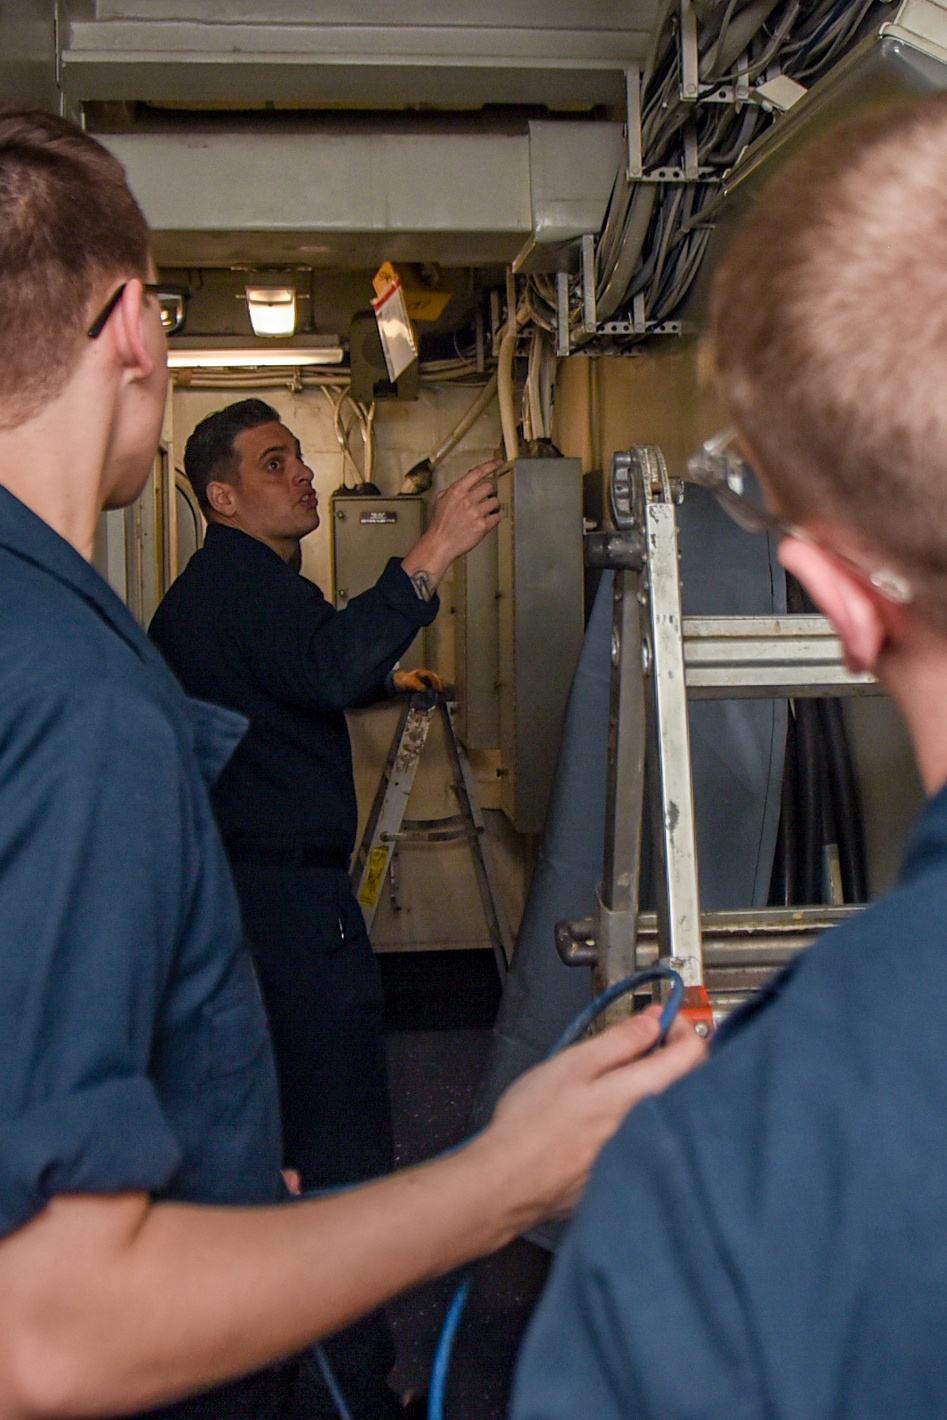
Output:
[752, 73, 808, 113]
[625, 64, 643, 181]
[680, 0, 699, 100]
[555, 270, 571, 357]
[584, 529, 646, 570]
[581, 233, 597, 334]
[599, 318, 683, 337]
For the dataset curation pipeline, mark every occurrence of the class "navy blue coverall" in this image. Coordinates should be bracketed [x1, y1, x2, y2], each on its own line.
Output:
[511, 782, 947, 1420]
[0, 486, 329, 1418]
[150, 521, 438, 1416]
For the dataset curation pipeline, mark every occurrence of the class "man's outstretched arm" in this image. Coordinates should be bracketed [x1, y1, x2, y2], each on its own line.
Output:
[0, 1011, 704, 1419]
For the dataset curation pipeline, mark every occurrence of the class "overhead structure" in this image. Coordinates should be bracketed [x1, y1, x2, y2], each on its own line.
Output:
[544, 0, 947, 353]
[58, 1, 664, 111]
[101, 121, 625, 270]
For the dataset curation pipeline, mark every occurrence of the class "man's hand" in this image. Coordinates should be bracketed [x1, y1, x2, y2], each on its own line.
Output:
[401, 460, 503, 593]
[475, 1008, 707, 1228]
[0, 1009, 704, 1418]
[392, 668, 448, 695]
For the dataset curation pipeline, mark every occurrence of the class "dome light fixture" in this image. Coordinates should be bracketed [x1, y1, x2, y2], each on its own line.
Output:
[245, 282, 297, 338]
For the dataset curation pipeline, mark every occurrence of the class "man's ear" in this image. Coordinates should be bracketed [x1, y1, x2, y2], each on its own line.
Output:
[206, 479, 238, 518]
[779, 536, 887, 675]
[110, 279, 157, 382]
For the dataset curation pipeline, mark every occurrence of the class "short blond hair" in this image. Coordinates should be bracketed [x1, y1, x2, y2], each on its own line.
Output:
[711, 95, 947, 620]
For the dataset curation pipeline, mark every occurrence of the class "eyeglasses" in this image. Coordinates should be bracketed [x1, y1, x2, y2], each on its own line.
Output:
[687, 426, 913, 606]
[87, 281, 164, 340]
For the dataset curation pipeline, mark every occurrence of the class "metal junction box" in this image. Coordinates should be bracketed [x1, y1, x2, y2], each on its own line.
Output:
[496, 457, 584, 834]
[454, 532, 501, 751]
[331, 494, 427, 669]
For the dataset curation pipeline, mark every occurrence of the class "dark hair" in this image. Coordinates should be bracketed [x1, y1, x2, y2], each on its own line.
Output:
[0, 107, 151, 430]
[183, 398, 282, 516]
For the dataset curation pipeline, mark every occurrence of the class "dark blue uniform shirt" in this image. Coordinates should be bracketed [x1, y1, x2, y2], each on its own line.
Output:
[0, 488, 283, 1238]
[512, 781, 947, 1419]
[149, 523, 439, 854]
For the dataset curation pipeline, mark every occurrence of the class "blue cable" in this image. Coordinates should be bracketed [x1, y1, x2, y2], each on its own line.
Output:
[427, 963, 686, 1420]
[549, 963, 684, 1055]
[314, 1340, 355, 1420]
[428, 1274, 473, 1420]
[314, 965, 686, 1420]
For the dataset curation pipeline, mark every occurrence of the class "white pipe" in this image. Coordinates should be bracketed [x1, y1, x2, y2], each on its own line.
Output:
[525, 329, 544, 444]
[430, 373, 498, 469]
[498, 304, 528, 461]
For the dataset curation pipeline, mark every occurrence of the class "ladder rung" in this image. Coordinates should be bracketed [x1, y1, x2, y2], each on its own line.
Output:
[635, 904, 860, 968]
[559, 905, 860, 972]
[383, 815, 482, 844]
[682, 615, 877, 697]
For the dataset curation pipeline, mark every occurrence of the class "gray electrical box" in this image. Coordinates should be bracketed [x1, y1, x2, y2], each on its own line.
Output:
[496, 457, 584, 834]
[454, 532, 500, 750]
[331, 494, 427, 670]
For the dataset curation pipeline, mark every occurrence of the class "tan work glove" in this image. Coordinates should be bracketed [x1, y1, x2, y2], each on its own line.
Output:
[392, 668, 448, 694]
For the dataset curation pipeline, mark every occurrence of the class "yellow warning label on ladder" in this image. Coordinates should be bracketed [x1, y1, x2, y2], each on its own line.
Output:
[359, 845, 390, 909]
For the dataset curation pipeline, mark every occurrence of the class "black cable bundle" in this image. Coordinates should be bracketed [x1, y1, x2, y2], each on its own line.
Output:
[769, 576, 869, 906]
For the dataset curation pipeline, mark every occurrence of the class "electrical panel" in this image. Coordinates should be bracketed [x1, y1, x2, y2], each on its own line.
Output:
[330, 494, 427, 669]
[453, 532, 501, 751]
[496, 457, 584, 834]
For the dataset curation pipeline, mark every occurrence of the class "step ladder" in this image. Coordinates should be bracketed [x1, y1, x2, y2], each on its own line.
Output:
[557, 446, 880, 1029]
[352, 690, 513, 975]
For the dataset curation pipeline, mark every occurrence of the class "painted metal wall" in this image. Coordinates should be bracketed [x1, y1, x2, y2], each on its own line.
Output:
[0, 0, 57, 110]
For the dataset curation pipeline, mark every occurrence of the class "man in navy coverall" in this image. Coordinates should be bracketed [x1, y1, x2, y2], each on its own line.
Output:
[0, 108, 705, 1420]
[512, 95, 947, 1420]
[150, 399, 503, 1415]
[151, 400, 495, 1197]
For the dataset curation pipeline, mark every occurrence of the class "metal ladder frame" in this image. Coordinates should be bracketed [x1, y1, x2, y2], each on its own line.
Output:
[352, 691, 513, 975]
[558, 448, 880, 1026]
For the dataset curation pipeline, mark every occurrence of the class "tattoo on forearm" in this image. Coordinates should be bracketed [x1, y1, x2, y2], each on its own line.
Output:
[409, 570, 434, 602]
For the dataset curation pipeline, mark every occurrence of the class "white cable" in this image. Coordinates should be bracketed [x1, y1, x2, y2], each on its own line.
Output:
[429, 374, 498, 469]
[498, 303, 528, 462]
[331, 388, 366, 486]
[539, 338, 556, 442]
[364, 401, 376, 483]
[525, 328, 544, 444]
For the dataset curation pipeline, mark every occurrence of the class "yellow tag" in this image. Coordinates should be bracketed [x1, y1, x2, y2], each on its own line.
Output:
[372, 261, 399, 299]
[359, 845, 390, 908]
[372, 261, 451, 321]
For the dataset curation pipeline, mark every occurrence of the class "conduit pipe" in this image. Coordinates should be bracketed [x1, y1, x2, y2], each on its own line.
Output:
[399, 373, 499, 494]
[429, 373, 498, 469]
[498, 303, 529, 461]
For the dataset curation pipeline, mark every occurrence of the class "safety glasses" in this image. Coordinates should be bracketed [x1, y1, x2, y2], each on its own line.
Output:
[687, 427, 913, 606]
[87, 281, 163, 340]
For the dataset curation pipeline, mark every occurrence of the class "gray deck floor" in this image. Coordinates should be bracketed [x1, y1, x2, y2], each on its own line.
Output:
[381, 953, 551, 1420]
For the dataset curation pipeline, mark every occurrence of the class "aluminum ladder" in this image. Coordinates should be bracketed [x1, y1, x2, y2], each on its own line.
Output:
[352, 690, 513, 975]
[557, 446, 880, 1029]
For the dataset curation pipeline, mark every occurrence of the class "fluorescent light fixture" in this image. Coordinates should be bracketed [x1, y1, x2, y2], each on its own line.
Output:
[245, 282, 297, 337]
[167, 338, 344, 370]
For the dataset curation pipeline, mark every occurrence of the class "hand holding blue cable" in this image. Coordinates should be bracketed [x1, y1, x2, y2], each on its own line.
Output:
[315, 965, 693, 1420]
[428, 965, 687, 1420]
